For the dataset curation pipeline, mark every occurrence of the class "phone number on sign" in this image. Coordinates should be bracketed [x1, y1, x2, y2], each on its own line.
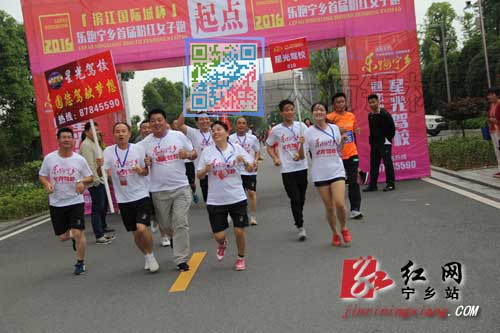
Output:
[394, 160, 417, 170]
[79, 99, 121, 117]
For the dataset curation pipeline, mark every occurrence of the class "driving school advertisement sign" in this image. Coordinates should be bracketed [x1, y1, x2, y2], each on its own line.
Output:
[269, 38, 310, 72]
[45, 51, 123, 127]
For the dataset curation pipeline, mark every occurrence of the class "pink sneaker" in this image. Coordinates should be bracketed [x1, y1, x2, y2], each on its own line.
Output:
[332, 234, 341, 247]
[234, 257, 246, 271]
[216, 240, 227, 261]
[341, 229, 352, 245]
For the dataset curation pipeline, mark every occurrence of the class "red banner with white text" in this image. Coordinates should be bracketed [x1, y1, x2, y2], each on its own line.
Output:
[345, 30, 430, 181]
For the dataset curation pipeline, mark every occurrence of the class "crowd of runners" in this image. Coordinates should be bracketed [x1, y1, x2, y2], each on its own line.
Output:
[39, 93, 397, 275]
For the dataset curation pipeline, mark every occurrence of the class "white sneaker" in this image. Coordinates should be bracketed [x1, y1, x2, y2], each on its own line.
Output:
[250, 216, 258, 225]
[349, 210, 363, 220]
[144, 258, 150, 270]
[298, 227, 307, 241]
[148, 256, 159, 273]
[161, 236, 171, 247]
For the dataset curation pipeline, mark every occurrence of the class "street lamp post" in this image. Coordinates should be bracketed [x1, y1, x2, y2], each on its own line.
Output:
[429, 23, 452, 103]
[466, 0, 491, 88]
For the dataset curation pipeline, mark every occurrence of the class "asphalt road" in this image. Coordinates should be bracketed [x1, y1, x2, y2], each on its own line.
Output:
[1, 152, 499, 332]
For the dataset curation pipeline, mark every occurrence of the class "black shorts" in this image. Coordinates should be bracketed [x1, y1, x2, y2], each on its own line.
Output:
[207, 200, 248, 233]
[118, 197, 153, 232]
[49, 203, 85, 236]
[314, 177, 346, 187]
[185, 162, 196, 185]
[241, 175, 257, 191]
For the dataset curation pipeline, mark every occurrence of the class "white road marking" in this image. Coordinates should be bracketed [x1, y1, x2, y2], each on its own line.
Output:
[0, 218, 50, 242]
[422, 177, 500, 210]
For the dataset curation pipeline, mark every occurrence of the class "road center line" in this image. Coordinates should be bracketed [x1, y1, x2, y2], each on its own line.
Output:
[169, 251, 206, 293]
[0, 218, 50, 242]
[422, 177, 500, 210]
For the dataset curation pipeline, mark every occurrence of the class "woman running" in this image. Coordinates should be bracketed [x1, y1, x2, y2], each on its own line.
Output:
[304, 103, 352, 247]
[197, 121, 255, 270]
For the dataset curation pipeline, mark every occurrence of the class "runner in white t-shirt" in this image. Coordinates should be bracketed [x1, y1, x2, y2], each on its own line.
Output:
[197, 121, 254, 271]
[177, 100, 214, 202]
[39, 127, 93, 275]
[97, 122, 159, 273]
[229, 117, 260, 225]
[139, 108, 196, 272]
[266, 99, 308, 241]
[305, 103, 352, 247]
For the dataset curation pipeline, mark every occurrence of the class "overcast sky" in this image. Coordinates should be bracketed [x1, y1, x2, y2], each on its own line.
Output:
[2, 1, 466, 119]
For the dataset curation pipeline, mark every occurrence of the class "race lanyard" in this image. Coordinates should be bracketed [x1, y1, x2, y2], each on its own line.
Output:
[216, 143, 235, 168]
[282, 123, 296, 138]
[155, 130, 168, 150]
[200, 130, 211, 146]
[315, 124, 336, 141]
[115, 144, 130, 169]
[237, 134, 247, 147]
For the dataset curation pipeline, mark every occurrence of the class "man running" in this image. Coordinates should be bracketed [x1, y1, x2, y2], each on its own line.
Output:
[39, 127, 93, 275]
[266, 99, 308, 241]
[139, 109, 197, 271]
[97, 122, 159, 273]
[327, 92, 363, 220]
[177, 101, 214, 203]
[229, 117, 260, 225]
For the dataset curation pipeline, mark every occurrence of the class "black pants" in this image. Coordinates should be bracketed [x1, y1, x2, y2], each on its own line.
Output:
[200, 177, 208, 203]
[281, 169, 308, 228]
[343, 156, 361, 212]
[369, 144, 395, 187]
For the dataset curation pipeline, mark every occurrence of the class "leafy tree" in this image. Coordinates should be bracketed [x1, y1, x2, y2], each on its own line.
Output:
[120, 72, 135, 81]
[142, 78, 187, 123]
[0, 11, 38, 165]
[440, 97, 487, 137]
[130, 115, 141, 140]
[420, 2, 458, 67]
[308, 49, 341, 103]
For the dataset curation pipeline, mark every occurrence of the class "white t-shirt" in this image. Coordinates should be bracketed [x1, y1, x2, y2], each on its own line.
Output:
[139, 130, 194, 192]
[266, 121, 308, 174]
[229, 132, 260, 176]
[103, 144, 150, 203]
[39, 151, 93, 207]
[185, 125, 214, 168]
[197, 143, 254, 206]
[305, 124, 346, 182]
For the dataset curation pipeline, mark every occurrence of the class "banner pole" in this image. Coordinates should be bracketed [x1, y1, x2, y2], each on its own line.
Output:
[90, 119, 115, 214]
[293, 70, 303, 135]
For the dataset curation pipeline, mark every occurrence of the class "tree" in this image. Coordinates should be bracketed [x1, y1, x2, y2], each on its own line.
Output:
[309, 49, 341, 103]
[120, 72, 135, 81]
[0, 11, 38, 165]
[440, 97, 487, 137]
[130, 115, 141, 140]
[420, 2, 458, 67]
[142, 78, 186, 123]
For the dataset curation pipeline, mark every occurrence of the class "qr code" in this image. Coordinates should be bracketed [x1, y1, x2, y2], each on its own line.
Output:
[189, 42, 259, 113]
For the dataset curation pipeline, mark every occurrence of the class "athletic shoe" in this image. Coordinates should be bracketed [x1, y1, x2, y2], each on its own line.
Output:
[298, 227, 307, 241]
[362, 186, 377, 192]
[234, 257, 246, 271]
[192, 193, 200, 204]
[150, 222, 158, 233]
[349, 210, 363, 220]
[250, 217, 258, 225]
[216, 240, 227, 261]
[71, 239, 76, 252]
[103, 227, 115, 233]
[383, 185, 395, 192]
[332, 234, 341, 247]
[493, 172, 500, 178]
[341, 229, 352, 245]
[161, 237, 171, 247]
[148, 256, 159, 273]
[104, 234, 116, 241]
[177, 262, 190, 272]
[144, 258, 150, 271]
[74, 262, 86, 275]
[96, 237, 112, 245]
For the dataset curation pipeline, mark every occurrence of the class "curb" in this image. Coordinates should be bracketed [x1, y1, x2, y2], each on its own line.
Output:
[430, 165, 500, 191]
[0, 211, 50, 238]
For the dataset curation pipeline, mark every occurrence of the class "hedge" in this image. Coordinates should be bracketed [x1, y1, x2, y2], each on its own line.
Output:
[429, 135, 498, 170]
[0, 186, 48, 221]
